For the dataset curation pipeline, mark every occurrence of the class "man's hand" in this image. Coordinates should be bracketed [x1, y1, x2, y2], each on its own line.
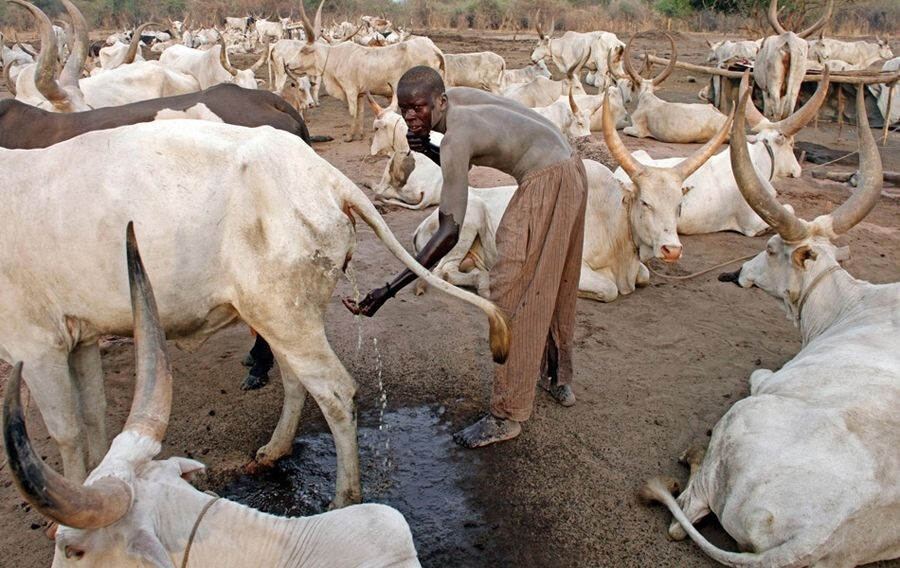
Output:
[406, 131, 430, 153]
[341, 283, 394, 317]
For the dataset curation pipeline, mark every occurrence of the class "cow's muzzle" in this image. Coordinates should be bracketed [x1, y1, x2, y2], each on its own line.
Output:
[718, 268, 742, 285]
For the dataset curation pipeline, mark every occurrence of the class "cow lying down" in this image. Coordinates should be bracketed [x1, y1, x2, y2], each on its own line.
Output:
[2, 228, 421, 567]
[640, 88, 899, 568]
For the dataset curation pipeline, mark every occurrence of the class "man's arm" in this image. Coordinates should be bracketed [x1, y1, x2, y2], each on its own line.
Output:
[407, 131, 441, 165]
[344, 137, 471, 317]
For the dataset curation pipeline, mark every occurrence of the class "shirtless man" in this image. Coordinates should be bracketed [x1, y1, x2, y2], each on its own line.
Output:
[343, 65, 587, 448]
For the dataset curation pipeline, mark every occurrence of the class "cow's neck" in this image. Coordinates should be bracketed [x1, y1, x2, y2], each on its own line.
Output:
[796, 263, 860, 344]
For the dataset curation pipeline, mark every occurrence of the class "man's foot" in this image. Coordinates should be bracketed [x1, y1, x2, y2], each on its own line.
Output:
[542, 379, 576, 407]
[453, 414, 521, 448]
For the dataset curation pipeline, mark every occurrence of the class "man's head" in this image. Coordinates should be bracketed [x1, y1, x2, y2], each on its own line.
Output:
[397, 65, 446, 136]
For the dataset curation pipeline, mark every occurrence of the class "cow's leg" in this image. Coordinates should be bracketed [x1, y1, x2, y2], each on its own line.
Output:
[255, 351, 308, 465]
[667, 445, 711, 540]
[17, 346, 88, 481]
[241, 335, 275, 390]
[70, 341, 108, 470]
[577, 264, 619, 302]
[273, 335, 361, 508]
[636, 263, 650, 288]
[749, 368, 774, 395]
[344, 92, 362, 142]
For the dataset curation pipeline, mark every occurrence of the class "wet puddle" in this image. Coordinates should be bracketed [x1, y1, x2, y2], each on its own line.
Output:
[218, 405, 492, 565]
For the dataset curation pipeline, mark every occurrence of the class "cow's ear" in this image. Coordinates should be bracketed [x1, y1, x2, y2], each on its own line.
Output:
[791, 245, 817, 269]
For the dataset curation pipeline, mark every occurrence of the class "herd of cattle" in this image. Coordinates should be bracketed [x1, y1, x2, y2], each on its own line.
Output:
[0, 0, 898, 566]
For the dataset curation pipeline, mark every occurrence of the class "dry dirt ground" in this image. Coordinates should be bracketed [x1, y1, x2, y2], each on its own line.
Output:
[1, 29, 899, 568]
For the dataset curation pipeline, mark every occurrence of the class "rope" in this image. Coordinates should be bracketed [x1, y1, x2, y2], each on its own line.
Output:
[181, 492, 221, 568]
[646, 253, 758, 281]
[816, 150, 858, 169]
[797, 265, 842, 319]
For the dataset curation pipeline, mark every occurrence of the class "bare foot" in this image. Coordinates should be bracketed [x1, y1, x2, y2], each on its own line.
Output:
[453, 414, 521, 448]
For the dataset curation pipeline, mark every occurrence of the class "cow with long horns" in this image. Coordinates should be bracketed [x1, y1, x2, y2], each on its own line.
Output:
[640, 85, 900, 568]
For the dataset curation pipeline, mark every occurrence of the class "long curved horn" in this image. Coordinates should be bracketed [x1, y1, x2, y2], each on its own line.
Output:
[828, 85, 882, 234]
[366, 89, 384, 116]
[218, 38, 238, 75]
[568, 86, 578, 113]
[607, 46, 627, 81]
[58, 0, 88, 89]
[3, 364, 132, 529]
[314, 0, 325, 37]
[122, 221, 173, 442]
[730, 88, 809, 241]
[299, 0, 316, 43]
[798, 0, 833, 39]
[651, 34, 677, 87]
[3, 61, 17, 95]
[249, 38, 270, 72]
[737, 71, 769, 130]
[8, 0, 69, 103]
[770, 67, 829, 136]
[535, 9, 543, 40]
[621, 34, 644, 88]
[767, 0, 788, 35]
[123, 22, 156, 65]
[602, 87, 643, 178]
[676, 102, 734, 179]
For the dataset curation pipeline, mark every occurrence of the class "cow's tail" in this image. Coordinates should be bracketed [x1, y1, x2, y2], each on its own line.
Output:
[343, 190, 510, 364]
[641, 477, 831, 568]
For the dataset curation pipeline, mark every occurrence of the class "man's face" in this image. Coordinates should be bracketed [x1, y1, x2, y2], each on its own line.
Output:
[399, 89, 439, 137]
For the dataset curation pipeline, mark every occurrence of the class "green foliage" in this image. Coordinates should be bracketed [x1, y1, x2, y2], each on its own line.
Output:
[654, 0, 692, 19]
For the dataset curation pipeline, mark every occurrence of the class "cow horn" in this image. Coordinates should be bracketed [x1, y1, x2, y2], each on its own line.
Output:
[58, 0, 88, 89]
[8, 0, 69, 104]
[535, 9, 543, 40]
[621, 34, 644, 88]
[770, 67, 829, 136]
[607, 46, 627, 81]
[121, 221, 173, 442]
[739, 72, 769, 130]
[828, 85, 882, 234]
[767, 0, 788, 35]
[651, 34, 677, 87]
[3, 363, 132, 529]
[568, 86, 578, 113]
[299, 0, 316, 43]
[676, 100, 734, 180]
[731, 88, 809, 241]
[602, 87, 643, 178]
[798, 0, 833, 39]
[366, 89, 384, 116]
[249, 39, 270, 72]
[3, 60, 16, 95]
[124, 22, 157, 65]
[314, 0, 325, 38]
[218, 38, 238, 75]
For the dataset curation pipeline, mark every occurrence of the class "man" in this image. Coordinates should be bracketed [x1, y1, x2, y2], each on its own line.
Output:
[343, 65, 587, 448]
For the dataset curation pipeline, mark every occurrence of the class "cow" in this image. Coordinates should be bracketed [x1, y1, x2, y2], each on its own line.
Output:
[619, 35, 731, 143]
[641, 86, 899, 568]
[254, 18, 285, 45]
[808, 36, 894, 70]
[443, 51, 506, 93]
[500, 57, 587, 108]
[616, 71, 829, 236]
[531, 88, 595, 138]
[12, 0, 200, 113]
[277, 66, 317, 116]
[754, 0, 833, 120]
[371, 149, 444, 210]
[500, 60, 551, 88]
[224, 14, 256, 34]
[411, 95, 735, 302]
[2, 232, 422, 567]
[530, 18, 625, 91]
[706, 38, 761, 67]
[288, 1, 445, 141]
[158, 40, 267, 90]
[93, 22, 152, 71]
[573, 90, 629, 132]
[0, 119, 509, 507]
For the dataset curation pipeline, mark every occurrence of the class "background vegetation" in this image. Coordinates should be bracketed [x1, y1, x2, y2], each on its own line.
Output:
[0, 0, 895, 38]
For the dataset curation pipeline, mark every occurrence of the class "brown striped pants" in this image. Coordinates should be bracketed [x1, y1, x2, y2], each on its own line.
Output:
[489, 154, 587, 422]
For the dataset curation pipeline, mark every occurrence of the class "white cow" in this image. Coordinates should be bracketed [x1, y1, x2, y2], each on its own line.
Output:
[573, 91, 629, 132]
[0, 120, 510, 507]
[642, 87, 899, 568]
[288, 2, 445, 141]
[12, 0, 200, 112]
[254, 18, 285, 45]
[500, 60, 551, 88]
[411, 97, 735, 302]
[2, 237, 421, 567]
[532, 88, 595, 138]
[706, 38, 761, 67]
[500, 62, 587, 108]
[224, 15, 255, 34]
[159, 42, 267, 89]
[443, 51, 506, 93]
[808, 36, 894, 69]
[868, 56, 900, 126]
[530, 19, 625, 91]
[754, 0, 832, 120]
[371, 150, 444, 210]
[617, 72, 829, 236]
[94, 22, 154, 71]
[619, 35, 731, 143]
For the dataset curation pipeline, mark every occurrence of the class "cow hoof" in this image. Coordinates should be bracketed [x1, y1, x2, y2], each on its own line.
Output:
[241, 373, 269, 390]
[241, 354, 255, 367]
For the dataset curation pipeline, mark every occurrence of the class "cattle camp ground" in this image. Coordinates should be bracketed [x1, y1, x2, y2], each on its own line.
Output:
[1, 18, 899, 568]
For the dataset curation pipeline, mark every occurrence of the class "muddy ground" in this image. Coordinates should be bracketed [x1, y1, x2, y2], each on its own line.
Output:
[1, 29, 898, 567]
